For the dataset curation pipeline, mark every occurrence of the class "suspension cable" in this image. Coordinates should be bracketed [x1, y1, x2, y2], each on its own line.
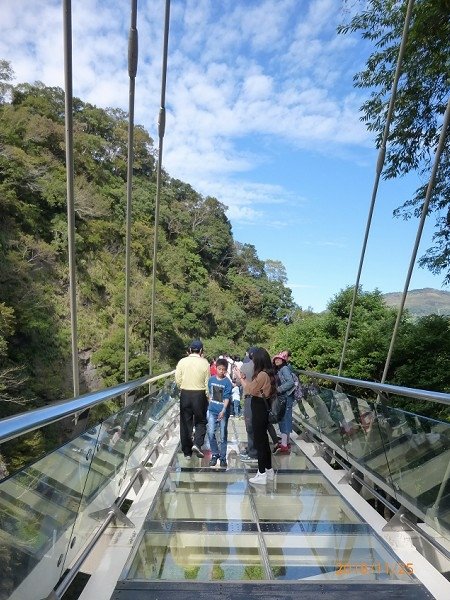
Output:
[124, 0, 139, 403]
[381, 95, 450, 383]
[149, 0, 171, 376]
[62, 0, 80, 397]
[337, 0, 416, 378]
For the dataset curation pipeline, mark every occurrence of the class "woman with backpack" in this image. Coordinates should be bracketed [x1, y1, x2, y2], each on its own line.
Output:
[238, 347, 276, 485]
[272, 351, 296, 454]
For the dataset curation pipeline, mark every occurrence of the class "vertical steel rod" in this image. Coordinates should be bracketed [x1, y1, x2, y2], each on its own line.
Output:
[149, 0, 171, 376]
[124, 0, 139, 403]
[337, 0, 416, 378]
[62, 0, 79, 397]
[381, 96, 450, 382]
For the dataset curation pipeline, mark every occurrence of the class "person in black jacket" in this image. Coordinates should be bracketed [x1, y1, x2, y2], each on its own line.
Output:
[272, 351, 296, 454]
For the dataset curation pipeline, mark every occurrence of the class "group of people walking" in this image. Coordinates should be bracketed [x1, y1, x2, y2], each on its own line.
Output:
[175, 340, 297, 485]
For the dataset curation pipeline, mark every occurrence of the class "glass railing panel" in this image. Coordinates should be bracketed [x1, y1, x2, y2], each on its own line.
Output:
[295, 381, 450, 542]
[294, 385, 393, 486]
[61, 377, 177, 575]
[131, 379, 177, 450]
[0, 373, 176, 599]
[300, 384, 339, 435]
[372, 405, 450, 537]
[60, 397, 152, 573]
[0, 432, 98, 600]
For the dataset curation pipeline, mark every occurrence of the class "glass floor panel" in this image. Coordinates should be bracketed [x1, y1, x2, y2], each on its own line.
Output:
[127, 532, 262, 581]
[176, 450, 315, 471]
[167, 471, 336, 496]
[150, 491, 253, 521]
[123, 439, 415, 584]
[252, 493, 361, 523]
[126, 531, 414, 583]
[265, 533, 415, 582]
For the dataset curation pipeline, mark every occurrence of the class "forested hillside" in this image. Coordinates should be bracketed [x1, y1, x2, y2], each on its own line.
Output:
[0, 68, 295, 420]
[383, 288, 450, 317]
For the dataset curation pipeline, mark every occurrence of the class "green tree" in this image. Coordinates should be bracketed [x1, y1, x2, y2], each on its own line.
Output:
[0, 59, 14, 103]
[264, 259, 288, 284]
[339, 0, 450, 281]
[390, 314, 450, 419]
[272, 287, 399, 381]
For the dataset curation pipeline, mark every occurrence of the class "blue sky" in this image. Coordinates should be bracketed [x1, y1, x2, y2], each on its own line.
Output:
[1, 0, 446, 311]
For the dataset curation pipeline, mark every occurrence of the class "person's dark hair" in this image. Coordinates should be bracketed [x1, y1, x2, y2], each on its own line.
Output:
[216, 358, 228, 369]
[252, 347, 276, 393]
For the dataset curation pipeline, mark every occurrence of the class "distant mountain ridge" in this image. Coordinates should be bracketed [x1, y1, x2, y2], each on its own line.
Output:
[382, 288, 450, 317]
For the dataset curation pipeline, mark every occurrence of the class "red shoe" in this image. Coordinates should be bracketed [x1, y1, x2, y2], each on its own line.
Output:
[275, 445, 290, 454]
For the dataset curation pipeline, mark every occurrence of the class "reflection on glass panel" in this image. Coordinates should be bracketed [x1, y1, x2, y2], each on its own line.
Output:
[0, 434, 98, 600]
[61, 418, 126, 573]
[168, 471, 248, 495]
[62, 391, 170, 572]
[149, 490, 252, 523]
[295, 380, 450, 541]
[0, 375, 177, 599]
[253, 493, 361, 524]
[127, 532, 263, 581]
[271, 473, 338, 496]
[373, 406, 450, 536]
[266, 533, 415, 582]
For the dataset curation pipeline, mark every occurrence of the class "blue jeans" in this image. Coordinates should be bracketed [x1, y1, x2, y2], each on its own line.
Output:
[279, 393, 294, 434]
[207, 411, 229, 460]
[233, 399, 241, 416]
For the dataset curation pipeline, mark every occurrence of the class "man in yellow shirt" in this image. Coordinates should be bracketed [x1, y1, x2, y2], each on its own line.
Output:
[175, 340, 210, 458]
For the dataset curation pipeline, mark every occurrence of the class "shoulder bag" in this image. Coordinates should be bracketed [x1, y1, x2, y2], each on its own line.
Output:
[261, 389, 287, 424]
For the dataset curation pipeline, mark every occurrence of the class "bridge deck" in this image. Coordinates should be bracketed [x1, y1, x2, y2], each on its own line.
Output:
[78, 417, 442, 600]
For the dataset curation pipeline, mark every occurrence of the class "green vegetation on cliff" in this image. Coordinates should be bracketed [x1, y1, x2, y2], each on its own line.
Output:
[0, 68, 295, 418]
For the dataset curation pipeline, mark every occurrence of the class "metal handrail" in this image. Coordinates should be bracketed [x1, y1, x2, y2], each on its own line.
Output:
[299, 369, 450, 407]
[0, 370, 175, 444]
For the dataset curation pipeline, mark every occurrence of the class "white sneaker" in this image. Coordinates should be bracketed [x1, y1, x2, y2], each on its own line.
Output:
[249, 471, 267, 485]
[192, 444, 204, 458]
[266, 468, 274, 480]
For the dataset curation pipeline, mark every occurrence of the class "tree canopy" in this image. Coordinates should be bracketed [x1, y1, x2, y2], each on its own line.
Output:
[339, 0, 450, 282]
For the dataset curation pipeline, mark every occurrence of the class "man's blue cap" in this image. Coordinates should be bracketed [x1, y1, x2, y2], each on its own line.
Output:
[190, 339, 203, 351]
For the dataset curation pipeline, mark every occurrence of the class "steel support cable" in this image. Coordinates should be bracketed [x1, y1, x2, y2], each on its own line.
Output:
[124, 0, 139, 404]
[381, 95, 450, 383]
[149, 0, 171, 376]
[337, 0, 416, 379]
[62, 0, 80, 397]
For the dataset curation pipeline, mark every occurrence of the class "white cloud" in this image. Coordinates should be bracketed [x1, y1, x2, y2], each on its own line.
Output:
[1, 0, 372, 230]
[289, 283, 317, 289]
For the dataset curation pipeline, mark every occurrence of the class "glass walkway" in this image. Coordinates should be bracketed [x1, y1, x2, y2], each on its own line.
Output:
[0, 373, 449, 600]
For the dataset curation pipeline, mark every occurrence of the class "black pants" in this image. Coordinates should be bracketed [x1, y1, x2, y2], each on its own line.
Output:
[180, 389, 208, 456]
[243, 395, 257, 458]
[251, 395, 272, 473]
